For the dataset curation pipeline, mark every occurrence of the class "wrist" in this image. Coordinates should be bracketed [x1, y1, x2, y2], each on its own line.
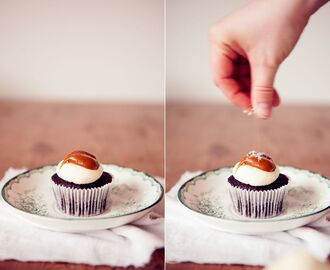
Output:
[282, 0, 328, 18]
[301, 0, 328, 16]
[267, 0, 328, 29]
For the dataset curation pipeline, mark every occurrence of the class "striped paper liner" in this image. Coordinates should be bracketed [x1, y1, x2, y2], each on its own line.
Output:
[228, 183, 288, 219]
[52, 182, 111, 217]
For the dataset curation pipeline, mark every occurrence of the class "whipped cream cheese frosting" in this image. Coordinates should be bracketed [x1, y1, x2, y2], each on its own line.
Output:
[56, 150, 103, 184]
[233, 151, 279, 186]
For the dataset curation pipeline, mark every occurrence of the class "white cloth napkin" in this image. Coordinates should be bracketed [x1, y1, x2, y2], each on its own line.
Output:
[0, 168, 164, 267]
[166, 171, 330, 266]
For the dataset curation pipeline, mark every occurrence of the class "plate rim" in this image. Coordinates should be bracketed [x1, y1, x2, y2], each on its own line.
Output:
[178, 165, 330, 223]
[1, 164, 164, 221]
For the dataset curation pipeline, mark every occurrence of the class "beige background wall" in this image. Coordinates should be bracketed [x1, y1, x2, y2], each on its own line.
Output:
[0, 0, 164, 102]
[0, 0, 329, 103]
[167, 0, 330, 104]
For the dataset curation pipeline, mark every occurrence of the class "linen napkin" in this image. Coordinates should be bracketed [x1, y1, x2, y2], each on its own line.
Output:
[166, 171, 330, 266]
[0, 168, 164, 267]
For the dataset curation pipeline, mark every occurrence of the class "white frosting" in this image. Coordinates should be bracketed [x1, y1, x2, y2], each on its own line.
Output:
[233, 162, 279, 186]
[56, 160, 103, 184]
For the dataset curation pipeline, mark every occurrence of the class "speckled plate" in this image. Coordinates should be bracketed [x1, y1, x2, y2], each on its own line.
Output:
[178, 166, 330, 234]
[1, 164, 163, 232]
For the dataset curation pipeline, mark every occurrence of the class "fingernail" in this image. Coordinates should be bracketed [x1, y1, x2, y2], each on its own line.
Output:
[255, 103, 271, 119]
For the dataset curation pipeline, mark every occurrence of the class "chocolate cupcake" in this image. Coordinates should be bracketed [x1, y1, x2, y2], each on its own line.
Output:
[51, 150, 112, 216]
[228, 151, 288, 218]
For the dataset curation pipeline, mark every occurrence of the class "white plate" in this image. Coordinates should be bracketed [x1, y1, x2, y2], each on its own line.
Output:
[178, 166, 330, 235]
[1, 164, 163, 232]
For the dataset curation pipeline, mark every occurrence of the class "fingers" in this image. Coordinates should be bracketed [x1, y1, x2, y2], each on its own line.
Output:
[251, 63, 279, 119]
[210, 32, 281, 117]
[210, 45, 251, 109]
[273, 89, 280, 107]
[217, 77, 251, 108]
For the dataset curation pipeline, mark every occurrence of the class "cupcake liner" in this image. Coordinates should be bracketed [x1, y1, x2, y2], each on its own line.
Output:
[51, 182, 111, 217]
[228, 183, 288, 219]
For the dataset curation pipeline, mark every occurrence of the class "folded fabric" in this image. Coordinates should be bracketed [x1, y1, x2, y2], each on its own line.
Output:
[166, 171, 330, 266]
[0, 168, 164, 267]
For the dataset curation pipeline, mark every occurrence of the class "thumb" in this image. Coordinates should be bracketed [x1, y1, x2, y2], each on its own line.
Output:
[251, 63, 278, 119]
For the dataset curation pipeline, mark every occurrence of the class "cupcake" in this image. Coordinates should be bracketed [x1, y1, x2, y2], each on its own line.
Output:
[228, 151, 288, 218]
[51, 150, 112, 216]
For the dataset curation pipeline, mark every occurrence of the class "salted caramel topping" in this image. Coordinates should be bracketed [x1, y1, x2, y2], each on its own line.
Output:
[61, 150, 100, 170]
[237, 151, 276, 172]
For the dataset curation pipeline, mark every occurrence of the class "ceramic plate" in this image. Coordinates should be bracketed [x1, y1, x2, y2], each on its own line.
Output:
[1, 164, 163, 232]
[178, 166, 330, 235]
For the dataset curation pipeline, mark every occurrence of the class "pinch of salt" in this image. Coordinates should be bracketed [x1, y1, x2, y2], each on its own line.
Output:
[248, 151, 267, 161]
[242, 109, 254, 116]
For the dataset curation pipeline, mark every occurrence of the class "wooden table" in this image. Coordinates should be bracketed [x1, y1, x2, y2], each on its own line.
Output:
[2, 101, 330, 270]
[166, 103, 330, 270]
[0, 101, 164, 270]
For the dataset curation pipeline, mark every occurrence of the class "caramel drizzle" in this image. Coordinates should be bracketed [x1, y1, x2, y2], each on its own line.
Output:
[237, 152, 276, 172]
[61, 150, 100, 170]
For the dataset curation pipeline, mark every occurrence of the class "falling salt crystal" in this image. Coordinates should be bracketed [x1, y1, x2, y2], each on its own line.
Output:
[243, 108, 254, 116]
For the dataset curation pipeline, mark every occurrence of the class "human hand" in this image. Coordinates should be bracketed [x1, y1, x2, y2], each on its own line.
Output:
[209, 0, 327, 118]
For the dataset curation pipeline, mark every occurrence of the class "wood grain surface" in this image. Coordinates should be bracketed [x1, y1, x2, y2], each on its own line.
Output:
[167, 264, 262, 270]
[2, 101, 330, 270]
[166, 103, 330, 270]
[0, 100, 164, 270]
